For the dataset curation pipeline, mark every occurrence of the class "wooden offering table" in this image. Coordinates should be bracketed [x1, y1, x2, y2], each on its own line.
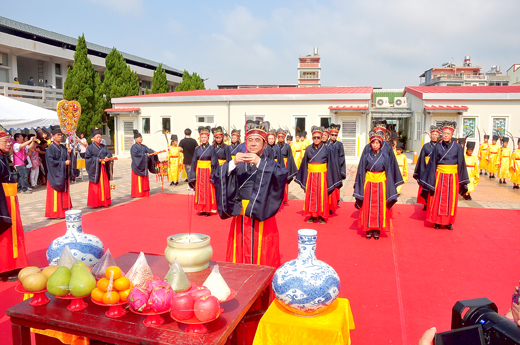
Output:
[7, 252, 275, 345]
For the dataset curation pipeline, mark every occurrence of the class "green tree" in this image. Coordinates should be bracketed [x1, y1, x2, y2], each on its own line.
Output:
[63, 34, 100, 136]
[175, 70, 206, 91]
[101, 48, 140, 137]
[149, 63, 169, 94]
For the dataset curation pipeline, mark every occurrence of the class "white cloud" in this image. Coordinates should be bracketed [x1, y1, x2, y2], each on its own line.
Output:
[88, 0, 143, 16]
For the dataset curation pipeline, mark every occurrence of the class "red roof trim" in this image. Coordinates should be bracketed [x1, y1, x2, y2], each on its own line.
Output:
[105, 108, 141, 112]
[328, 105, 369, 110]
[404, 86, 520, 100]
[424, 105, 469, 110]
[120, 87, 373, 99]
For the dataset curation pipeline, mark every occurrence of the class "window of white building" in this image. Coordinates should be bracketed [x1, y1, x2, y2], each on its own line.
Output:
[161, 117, 171, 134]
[196, 115, 215, 126]
[142, 118, 151, 135]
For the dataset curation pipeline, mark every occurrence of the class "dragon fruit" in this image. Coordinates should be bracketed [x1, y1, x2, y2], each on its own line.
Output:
[149, 285, 174, 313]
[128, 287, 151, 312]
[143, 280, 171, 293]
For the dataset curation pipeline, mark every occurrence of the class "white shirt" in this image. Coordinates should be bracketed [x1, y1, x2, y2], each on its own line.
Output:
[228, 158, 262, 174]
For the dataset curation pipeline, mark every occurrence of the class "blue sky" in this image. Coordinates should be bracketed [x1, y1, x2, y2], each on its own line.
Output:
[3, 0, 520, 89]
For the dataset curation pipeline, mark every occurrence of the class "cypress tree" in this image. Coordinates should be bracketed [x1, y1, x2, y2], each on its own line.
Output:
[150, 63, 169, 94]
[63, 34, 99, 136]
[175, 70, 206, 91]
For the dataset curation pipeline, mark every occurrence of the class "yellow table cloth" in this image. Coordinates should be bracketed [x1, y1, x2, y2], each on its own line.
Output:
[253, 298, 355, 345]
[76, 158, 86, 170]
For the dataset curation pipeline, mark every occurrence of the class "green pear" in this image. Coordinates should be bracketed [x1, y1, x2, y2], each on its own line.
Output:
[47, 266, 71, 297]
[69, 265, 96, 297]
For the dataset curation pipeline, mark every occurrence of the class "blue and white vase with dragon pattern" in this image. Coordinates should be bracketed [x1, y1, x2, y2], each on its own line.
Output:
[272, 229, 340, 316]
[46, 210, 104, 267]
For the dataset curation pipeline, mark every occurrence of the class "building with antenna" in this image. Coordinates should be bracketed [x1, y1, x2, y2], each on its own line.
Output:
[298, 47, 321, 87]
[419, 56, 509, 86]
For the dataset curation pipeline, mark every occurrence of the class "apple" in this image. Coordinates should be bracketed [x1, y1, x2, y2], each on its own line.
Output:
[194, 295, 221, 322]
[170, 292, 195, 320]
[190, 286, 211, 300]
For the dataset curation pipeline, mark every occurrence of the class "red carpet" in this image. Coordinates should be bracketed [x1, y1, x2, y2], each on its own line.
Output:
[1, 194, 519, 344]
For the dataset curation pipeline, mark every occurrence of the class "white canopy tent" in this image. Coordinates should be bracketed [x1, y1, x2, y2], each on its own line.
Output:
[0, 95, 60, 131]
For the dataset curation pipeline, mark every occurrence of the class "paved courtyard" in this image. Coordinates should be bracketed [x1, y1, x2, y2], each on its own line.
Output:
[17, 157, 520, 232]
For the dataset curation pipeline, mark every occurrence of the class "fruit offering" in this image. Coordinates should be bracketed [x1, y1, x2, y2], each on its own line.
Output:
[202, 265, 231, 302]
[57, 245, 77, 269]
[128, 280, 174, 313]
[194, 295, 221, 322]
[91, 266, 132, 305]
[46, 261, 96, 297]
[18, 266, 49, 292]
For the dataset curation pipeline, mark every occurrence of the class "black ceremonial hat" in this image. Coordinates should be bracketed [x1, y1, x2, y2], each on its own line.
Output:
[91, 128, 102, 138]
[492, 135, 499, 141]
[50, 125, 62, 135]
[170, 134, 178, 141]
[133, 129, 142, 139]
[466, 141, 476, 150]
[459, 137, 466, 144]
[484, 134, 490, 139]
[396, 141, 405, 150]
[503, 137, 509, 142]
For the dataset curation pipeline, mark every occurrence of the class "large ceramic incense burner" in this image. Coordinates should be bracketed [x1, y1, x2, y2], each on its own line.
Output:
[272, 229, 340, 316]
[165, 233, 213, 272]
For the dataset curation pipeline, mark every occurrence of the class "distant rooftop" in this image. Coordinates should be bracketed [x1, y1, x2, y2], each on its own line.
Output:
[0, 16, 182, 77]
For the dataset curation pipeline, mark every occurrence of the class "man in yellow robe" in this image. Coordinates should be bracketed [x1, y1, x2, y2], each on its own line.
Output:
[463, 142, 479, 200]
[395, 142, 407, 195]
[478, 135, 490, 175]
[498, 137, 511, 184]
[167, 134, 183, 186]
[292, 133, 303, 169]
[510, 138, 520, 189]
[487, 135, 500, 178]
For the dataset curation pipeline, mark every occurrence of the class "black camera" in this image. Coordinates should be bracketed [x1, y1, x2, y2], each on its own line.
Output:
[434, 298, 520, 345]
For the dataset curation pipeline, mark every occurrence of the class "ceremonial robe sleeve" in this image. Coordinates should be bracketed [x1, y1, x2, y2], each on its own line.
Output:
[457, 145, 470, 186]
[189, 148, 199, 183]
[224, 145, 233, 162]
[0, 157, 12, 234]
[353, 154, 366, 201]
[131, 144, 148, 176]
[337, 142, 346, 179]
[85, 145, 101, 184]
[413, 147, 427, 182]
[46, 145, 68, 193]
[384, 155, 400, 206]
[326, 145, 342, 194]
[295, 148, 310, 192]
[213, 162, 242, 219]
[245, 159, 288, 221]
[264, 145, 274, 160]
[422, 145, 439, 193]
[284, 144, 298, 182]
[386, 143, 404, 188]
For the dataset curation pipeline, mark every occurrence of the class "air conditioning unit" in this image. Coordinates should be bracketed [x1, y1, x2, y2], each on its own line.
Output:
[375, 97, 390, 108]
[393, 97, 408, 108]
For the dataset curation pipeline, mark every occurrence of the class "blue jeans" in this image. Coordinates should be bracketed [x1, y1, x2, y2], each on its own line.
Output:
[15, 165, 29, 191]
[184, 164, 194, 188]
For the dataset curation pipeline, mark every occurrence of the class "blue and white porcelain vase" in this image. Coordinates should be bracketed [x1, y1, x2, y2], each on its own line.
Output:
[272, 229, 340, 316]
[46, 210, 104, 267]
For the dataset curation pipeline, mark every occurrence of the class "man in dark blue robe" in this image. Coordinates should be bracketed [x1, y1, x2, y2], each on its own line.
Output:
[276, 128, 298, 204]
[413, 125, 440, 210]
[86, 128, 113, 207]
[213, 121, 287, 267]
[131, 129, 157, 198]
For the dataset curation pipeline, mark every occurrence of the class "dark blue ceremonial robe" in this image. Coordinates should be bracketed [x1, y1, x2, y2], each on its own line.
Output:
[189, 144, 218, 183]
[214, 144, 231, 162]
[277, 142, 297, 182]
[46, 142, 72, 193]
[413, 141, 436, 184]
[353, 149, 399, 206]
[328, 140, 347, 181]
[0, 154, 14, 234]
[295, 143, 341, 194]
[226, 142, 242, 160]
[85, 143, 112, 184]
[359, 140, 403, 189]
[131, 143, 155, 177]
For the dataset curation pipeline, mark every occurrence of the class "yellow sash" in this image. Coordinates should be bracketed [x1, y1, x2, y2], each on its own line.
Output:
[2, 183, 18, 258]
[437, 165, 457, 174]
[308, 163, 327, 173]
[218, 159, 226, 166]
[197, 160, 211, 168]
[425, 157, 430, 164]
[365, 171, 386, 183]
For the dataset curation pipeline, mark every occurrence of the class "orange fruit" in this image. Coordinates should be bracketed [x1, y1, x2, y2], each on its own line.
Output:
[102, 291, 120, 305]
[105, 266, 122, 281]
[119, 288, 132, 303]
[97, 278, 111, 292]
[114, 276, 130, 291]
[91, 288, 104, 303]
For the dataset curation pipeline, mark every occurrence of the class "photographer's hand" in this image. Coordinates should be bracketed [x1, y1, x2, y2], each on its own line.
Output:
[418, 327, 436, 345]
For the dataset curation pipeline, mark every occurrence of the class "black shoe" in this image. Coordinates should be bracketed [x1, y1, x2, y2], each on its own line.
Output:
[198, 212, 205, 216]
[307, 217, 317, 223]
[373, 231, 380, 240]
[445, 224, 453, 230]
[204, 212, 210, 217]
[434, 224, 441, 229]
[170, 182, 174, 186]
[366, 231, 373, 240]
[503, 180, 507, 184]
[485, 172, 488, 175]
[329, 210, 333, 215]
[318, 216, 326, 224]
[499, 180, 503, 184]
[184, 179, 189, 182]
[422, 205, 427, 211]
[479, 172, 482, 175]
[467, 194, 472, 200]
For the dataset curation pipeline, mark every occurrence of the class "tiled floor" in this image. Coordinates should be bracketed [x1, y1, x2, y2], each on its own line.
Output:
[17, 158, 520, 232]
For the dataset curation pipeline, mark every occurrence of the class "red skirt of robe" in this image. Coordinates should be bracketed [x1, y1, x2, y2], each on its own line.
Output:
[1, 184, 28, 273]
[426, 171, 459, 225]
[87, 164, 111, 207]
[358, 180, 393, 232]
[303, 168, 329, 219]
[226, 215, 280, 268]
[131, 170, 150, 198]
[194, 166, 217, 213]
[45, 181, 71, 219]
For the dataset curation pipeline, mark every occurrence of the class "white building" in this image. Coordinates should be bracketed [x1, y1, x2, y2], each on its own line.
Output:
[109, 87, 373, 162]
[404, 86, 520, 151]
